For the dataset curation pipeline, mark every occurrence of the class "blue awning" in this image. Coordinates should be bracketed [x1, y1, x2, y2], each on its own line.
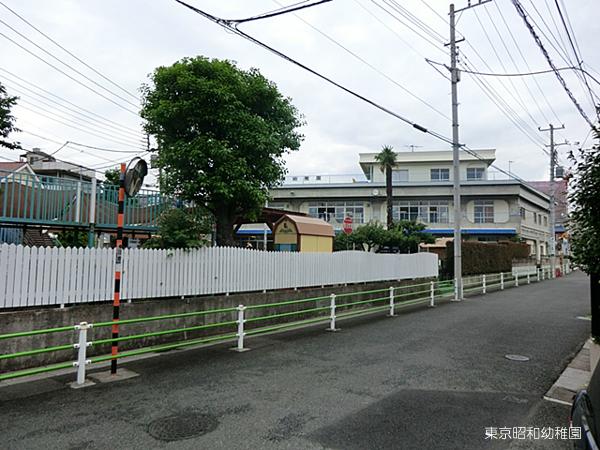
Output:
[424, 228, 517, 235]
[236, 229, 272, 235]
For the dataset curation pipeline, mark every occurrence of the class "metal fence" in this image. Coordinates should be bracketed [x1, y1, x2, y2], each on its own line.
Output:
[0, 244, 439, 308]
[0, 169, 172, 231]
[0, 265, 571, 386]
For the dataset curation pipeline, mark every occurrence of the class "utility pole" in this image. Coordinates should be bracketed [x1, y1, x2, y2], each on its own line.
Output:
[539, 124, 566, 278]
[448, 1, 490, 301]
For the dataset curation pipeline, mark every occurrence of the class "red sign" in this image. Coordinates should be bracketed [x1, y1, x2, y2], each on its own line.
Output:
[343, 217, 353, 234]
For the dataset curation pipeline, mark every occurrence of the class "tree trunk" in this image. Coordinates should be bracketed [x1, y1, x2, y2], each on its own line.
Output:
[592, 272, 600, 339]
[386, 165, 393, 229]
[215, 208, 237, 247]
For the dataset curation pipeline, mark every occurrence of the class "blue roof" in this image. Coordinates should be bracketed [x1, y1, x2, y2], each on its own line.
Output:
[424, 228, 517, 235]
[236, 229, 272, 235]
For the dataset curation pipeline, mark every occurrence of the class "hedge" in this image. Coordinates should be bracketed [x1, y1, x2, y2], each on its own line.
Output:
[443, 240, 531, 277]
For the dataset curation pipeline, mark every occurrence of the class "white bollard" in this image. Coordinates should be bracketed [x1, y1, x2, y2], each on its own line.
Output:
[482, 274, 486, 294]
[527, 273, 530, 284]
[388, 287, 395, 316]
[327, 293, 339, 331]
[515, 273, 519, 287]
[429, 281, 435, 307]
[500, 273, 504, 290]
[537, 268, 541, 282]
[74, 322, 91, 386]
[232, 304, 248, 352]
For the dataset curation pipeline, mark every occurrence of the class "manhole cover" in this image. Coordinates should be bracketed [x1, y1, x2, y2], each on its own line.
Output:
[505, 354, 530, 362]
[148, 412, 218, 442]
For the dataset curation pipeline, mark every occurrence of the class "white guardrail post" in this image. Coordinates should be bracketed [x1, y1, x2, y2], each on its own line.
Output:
[527, 272, 530, 284]
[500, 273, 504, 290]
[515, 272, 519, 287]
[429, 281, 435, 307]
[388, 287, 395, 316]
[73, 322, 92, 386]
[327, 293, 339, 331]
[482, 274, 486, 294]
[537, 268, 541, 282]
[233, 304, 248, 352]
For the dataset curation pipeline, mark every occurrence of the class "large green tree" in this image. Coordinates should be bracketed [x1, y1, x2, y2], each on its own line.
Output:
[141, 57, 303, 246]
[375, 145, 397, 229]
[0, 82, 20, 150]
[569, 127, 600, 337]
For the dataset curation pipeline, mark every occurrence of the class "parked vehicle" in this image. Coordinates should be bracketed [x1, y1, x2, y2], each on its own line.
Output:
[571, 357, 600, 449]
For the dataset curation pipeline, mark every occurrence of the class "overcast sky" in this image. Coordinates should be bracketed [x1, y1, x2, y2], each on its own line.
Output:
[0, 0, 598, 185]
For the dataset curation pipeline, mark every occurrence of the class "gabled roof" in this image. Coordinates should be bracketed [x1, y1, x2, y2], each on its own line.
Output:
[275, 214, 334, 237]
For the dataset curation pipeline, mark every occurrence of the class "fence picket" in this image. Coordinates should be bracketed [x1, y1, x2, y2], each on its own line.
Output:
[0, 246, 438, 308]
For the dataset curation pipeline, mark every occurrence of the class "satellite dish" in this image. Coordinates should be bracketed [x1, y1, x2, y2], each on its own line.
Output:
[124, 157, 148, 197]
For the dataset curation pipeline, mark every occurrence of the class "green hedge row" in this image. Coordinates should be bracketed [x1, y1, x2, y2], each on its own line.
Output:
[443, 241, 531, 277]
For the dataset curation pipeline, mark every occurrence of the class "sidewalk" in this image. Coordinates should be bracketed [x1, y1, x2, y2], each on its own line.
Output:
[544, 338, 593, 406]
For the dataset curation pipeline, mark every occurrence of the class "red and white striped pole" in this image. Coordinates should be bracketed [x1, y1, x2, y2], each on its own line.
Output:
[111, 163, 126, 375]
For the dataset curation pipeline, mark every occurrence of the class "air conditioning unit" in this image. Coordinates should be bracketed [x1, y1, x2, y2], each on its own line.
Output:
[555, 166, 565, 179]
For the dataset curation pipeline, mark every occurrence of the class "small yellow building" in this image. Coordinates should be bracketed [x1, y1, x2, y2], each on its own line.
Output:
[273, 215, 334, 252]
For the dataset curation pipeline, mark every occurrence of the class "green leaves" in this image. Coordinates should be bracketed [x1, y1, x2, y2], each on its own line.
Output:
[333, 220, 434, 253]
[568, 127, 600, 274]
[0, 82, 20, 150]
[141, 57, 303, 245]
[142, 208, 211, 249]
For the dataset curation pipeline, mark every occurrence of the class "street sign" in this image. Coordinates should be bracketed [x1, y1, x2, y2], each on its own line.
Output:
[343, 216, 353, 234]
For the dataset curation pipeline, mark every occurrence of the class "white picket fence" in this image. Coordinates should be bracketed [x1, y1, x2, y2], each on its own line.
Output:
[0, 244, 438, 308]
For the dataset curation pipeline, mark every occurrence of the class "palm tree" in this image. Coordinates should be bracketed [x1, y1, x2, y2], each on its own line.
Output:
[375, 145, 397, 229]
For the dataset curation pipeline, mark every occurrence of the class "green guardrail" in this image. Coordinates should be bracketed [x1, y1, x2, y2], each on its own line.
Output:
[0, 268, 565, 384]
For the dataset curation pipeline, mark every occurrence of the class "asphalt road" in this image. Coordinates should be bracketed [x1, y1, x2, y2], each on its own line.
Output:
[0, 271, 591, 450]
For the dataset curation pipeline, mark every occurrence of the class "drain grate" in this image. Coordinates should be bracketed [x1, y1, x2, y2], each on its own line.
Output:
[148, 412, 218, 442]
[505, 354, 530, 362]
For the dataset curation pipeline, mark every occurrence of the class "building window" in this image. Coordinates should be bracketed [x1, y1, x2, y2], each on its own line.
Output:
[392, 169, 409, 183]
[393, 200, 449, 223]
[307, 201, 364, 224]
[466, 167, 485, 180]
[533, 212, 537, 224]
[474, 200, 494, 223]
[519, 207, 526, 219]
[430, 168, 450, 181]
[543, 216, 548, 226]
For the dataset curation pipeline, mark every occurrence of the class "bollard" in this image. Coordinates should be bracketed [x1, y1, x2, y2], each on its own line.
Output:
[327, 293, 339, 331]
[527, 273, 530, 284]
[231, 304, 248, 352]
[500, 273, 504, 290]
[515, 273, 519, 287]
[429, 281, 435, 307]
[482, 274, 486, 294]
[537, 268, 541, 282]
[73, 322, 92, 386]
[388, 287, 395, 316]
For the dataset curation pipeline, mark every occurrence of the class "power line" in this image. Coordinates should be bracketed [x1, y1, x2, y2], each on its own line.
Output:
[272, 0, 450, 120]
[511, 0, 596, 130]
[5, 83, 144, 143]
[0, 31, 140, 116]
[0, 1, 139, 101]
[0, 68, 143, 135]
[553, 0, 599, 119]
[472, 7, 541, 129]
[494, 1, 562, 124]
[15, 103, 145, 149]
[172, 0, 552, 198]
[369, 0, 448, 56]
[229, 0, 332, 24]
[0, 19, 139, 110]
[174, 0, 453, 145]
